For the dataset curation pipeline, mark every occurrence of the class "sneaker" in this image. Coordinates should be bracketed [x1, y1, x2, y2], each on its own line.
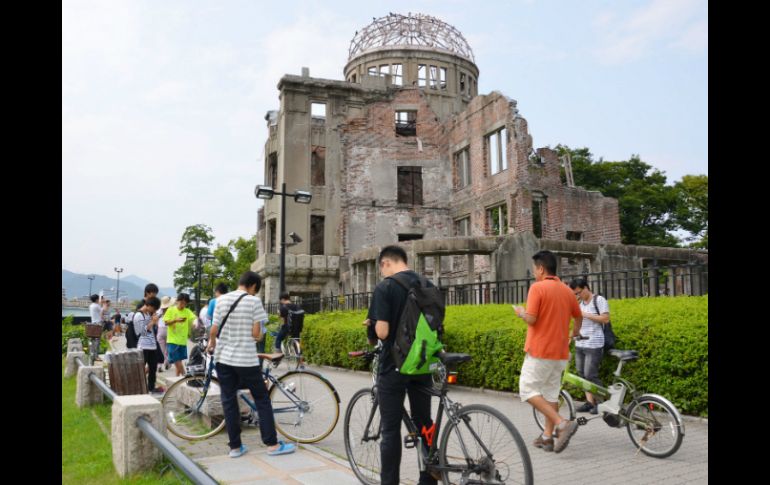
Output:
[576, 402, 594, 413]
[267, 441, 296, 456]
[229, 444, 248, 458]
[553, 420, 578, 453]
[589, 405, 599, 415]
[532, 435, 554, 452]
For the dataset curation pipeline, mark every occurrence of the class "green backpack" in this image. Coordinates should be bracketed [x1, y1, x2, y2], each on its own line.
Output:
[387, 273, 446, 375]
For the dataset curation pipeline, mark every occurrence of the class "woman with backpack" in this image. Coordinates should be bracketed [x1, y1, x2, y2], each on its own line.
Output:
[568, 278, 611, 415]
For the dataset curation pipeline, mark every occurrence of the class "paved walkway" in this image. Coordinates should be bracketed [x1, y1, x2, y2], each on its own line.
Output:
[107, 336, 708, 484]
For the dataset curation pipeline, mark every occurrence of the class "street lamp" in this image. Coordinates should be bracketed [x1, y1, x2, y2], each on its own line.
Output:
[87, 274, 95, 296]
[254, 182, 312, 294]
[114, 267, 123, 304]
[186, 252, 215, 313]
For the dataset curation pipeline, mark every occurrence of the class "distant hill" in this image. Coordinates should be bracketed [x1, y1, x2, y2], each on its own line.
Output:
[62, 269, 176, 301]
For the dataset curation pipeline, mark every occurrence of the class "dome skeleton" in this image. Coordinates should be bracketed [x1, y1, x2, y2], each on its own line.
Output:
[348, 13, 475, 63]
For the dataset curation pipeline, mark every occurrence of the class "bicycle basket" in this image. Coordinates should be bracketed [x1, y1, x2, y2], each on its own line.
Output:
[85, 323, 103, 338]
[185, 364, 206, 376]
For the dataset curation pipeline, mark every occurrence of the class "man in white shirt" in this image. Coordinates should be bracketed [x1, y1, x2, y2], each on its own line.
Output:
[88, 294, 102, 324]
[206, 271, 295, 458]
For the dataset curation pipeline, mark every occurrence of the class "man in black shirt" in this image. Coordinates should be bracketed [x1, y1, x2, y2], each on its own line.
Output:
[368, 245, 436, 485]
[275, 292, 302, 352]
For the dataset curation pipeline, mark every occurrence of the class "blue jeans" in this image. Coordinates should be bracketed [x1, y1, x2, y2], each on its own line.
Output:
[215, 362, 278, 449]
[274, 323, 290, 351]
[574, 347, 604, 387]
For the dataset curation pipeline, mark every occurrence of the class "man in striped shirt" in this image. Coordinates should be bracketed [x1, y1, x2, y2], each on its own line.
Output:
[206, 271, 296, 458]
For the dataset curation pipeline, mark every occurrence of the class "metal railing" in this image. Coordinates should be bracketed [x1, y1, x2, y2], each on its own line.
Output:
[73, 356, 217, 485]
[265, 262, 708, 313]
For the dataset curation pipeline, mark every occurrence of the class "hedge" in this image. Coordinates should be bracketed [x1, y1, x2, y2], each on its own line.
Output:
[300, 295, 708, 417]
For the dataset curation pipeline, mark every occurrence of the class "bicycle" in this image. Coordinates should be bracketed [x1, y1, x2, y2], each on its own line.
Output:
[266, 321, 303, 374]
[532, 336, 685, 458]
[344, 344, 534, 485]
[161, 336, 341, 443]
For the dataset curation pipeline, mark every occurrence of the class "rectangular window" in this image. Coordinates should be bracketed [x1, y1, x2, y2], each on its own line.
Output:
[440, 67, 447, 89]
[379, 64, 390, 76]
[397, 166, 423, 205]
[429, 65, 438, 88]
[460, 73, 466, 93]
[350, 74, 356, 83]
[487, 204, 508, 236]
[311, 102, 326, 119]
[395, 111, 417, 136]
[267, 152, 278, 188]
[310, 216, 325, 255]
[533, 199, 544, 238]
[566, 231, 583, 241]
[418, 64, 427, 86]
[454, 147, 471, 188]
[311, 146, 325, 186]
[368, 66, 377, 76]
[398, 234, 423, 242]
[392, 63, 402, 85]
[454, 216, 471, 236]
[487, 127, 508, 175]
[268, 219, 277, 253]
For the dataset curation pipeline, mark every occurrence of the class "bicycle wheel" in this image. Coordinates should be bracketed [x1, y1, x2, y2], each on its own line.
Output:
[533, 388, 575, 431]
[625, 394, 685, 458]
[344, 388, 381, 485]
[269, 370, 340, 443]
[439, 403, 533, 485]
[161, 376, 226, 440]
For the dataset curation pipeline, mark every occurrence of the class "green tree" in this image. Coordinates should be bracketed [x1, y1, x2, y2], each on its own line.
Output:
[212, 235, 257, 290]
[173, 224, 215, 294]
[672, 174, 708, 248]
[557, 145, 679, 247]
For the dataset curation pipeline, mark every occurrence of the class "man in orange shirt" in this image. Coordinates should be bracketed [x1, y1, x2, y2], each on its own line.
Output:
[513, 250, 582, 453]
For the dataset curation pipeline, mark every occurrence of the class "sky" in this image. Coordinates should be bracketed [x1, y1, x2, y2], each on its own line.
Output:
[62, 0, 708, 287]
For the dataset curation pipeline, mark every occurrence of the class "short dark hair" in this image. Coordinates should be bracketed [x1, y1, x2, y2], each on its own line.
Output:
[532, 250, 557, 275]
[176, 293, 190, 303]
[215, 283, 229, 295]
[144, 283, 159, 295]
[279, 291, 291, 301]
[145, 296, 161, 311]
[239, 271, 262, 292]
[378, 245, 408, 265]
[90, 294, 99, 302]
[569, 278, 590, 290]
[136, 299, 145, 311]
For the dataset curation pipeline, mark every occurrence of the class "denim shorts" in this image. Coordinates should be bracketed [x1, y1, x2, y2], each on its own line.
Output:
[167, 343, 188, 363]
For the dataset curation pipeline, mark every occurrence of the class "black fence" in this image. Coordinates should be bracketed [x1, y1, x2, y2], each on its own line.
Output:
[266, 263, 708, 315]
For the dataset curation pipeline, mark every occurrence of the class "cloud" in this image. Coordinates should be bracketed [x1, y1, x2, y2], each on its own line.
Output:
[593, 0, 707, 64]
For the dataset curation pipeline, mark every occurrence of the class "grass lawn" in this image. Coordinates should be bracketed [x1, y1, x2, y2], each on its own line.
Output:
[61, 358, 193, 484]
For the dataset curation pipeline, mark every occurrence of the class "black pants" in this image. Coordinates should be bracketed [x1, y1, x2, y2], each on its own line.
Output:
[378, 368, 437, 485]
[142, 348, 158, 391]
[216, 362, 278, 450]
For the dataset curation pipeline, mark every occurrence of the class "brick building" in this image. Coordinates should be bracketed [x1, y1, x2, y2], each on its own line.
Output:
[254, 13, 620, 302]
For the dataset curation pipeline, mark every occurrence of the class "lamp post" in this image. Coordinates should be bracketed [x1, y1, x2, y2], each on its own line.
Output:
[87, 274, 95, 296]
[114, 267, 124, 303]
[186, 252, 215, 313]
[255, 182, 312, 294]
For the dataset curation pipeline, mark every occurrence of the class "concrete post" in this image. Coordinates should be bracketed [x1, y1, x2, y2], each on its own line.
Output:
[65, 351, 85, 378]
[466, 254, 475, 284]
[433, 256, 441, 286]
[67, 338, 83, 353]
[76, 365, 105, 407]
[112, 395, 165, 477]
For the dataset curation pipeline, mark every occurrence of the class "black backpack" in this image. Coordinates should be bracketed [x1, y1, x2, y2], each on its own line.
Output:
[125, 311, 138, 348]
[593, 295, 616, 351]
[387, 272, 446, 375]
[287, 306, 305, 337]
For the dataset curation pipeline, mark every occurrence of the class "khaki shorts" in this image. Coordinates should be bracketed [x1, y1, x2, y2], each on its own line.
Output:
[518, 353, 568, 403]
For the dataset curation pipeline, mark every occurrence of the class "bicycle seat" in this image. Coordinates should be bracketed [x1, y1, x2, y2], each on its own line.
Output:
[438, 352, 472, 366]
[608, 349, 639, 361]
[258, 352, 285, 364]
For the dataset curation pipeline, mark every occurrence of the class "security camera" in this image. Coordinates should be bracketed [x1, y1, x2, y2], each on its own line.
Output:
[289, 232, 302, 244]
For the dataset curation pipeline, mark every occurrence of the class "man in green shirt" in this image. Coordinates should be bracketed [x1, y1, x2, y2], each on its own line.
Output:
[164, 293, 197, 376]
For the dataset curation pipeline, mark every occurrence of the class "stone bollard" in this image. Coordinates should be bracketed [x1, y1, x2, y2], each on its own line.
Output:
[65, 351, 86, 378]
[76, 365, 105, 407]
[112, 395, 164, 477]
[67, 338, 83, 353]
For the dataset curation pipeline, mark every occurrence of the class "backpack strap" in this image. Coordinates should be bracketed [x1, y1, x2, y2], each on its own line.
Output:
[216, 293, 249, 339]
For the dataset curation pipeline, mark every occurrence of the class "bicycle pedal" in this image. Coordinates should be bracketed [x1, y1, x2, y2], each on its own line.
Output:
[403, 434, 418, 449]
[577, 416, 589, 425]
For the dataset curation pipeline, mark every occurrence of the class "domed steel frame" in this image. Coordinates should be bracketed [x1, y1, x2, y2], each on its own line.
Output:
[348, 13, 475, 63]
